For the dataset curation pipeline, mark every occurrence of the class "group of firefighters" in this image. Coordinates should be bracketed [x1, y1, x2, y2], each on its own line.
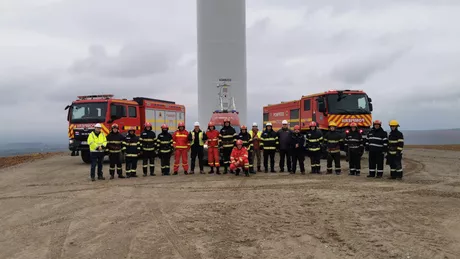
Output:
[86, 118, 404, 181]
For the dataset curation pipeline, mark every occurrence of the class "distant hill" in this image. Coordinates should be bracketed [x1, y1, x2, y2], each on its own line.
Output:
[0, 142, 67, 157]
[0, 129, 459, 157]
[404, 128, 460, 145]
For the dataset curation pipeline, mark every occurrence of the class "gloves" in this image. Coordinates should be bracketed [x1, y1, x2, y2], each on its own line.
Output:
[365, 146, 369, 152]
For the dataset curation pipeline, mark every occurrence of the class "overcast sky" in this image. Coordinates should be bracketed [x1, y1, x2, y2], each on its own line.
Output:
[1, 0, 460, 144]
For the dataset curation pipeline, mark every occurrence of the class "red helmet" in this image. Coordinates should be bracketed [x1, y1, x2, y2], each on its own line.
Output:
[350, 122, 358, 127]
[373, 120, 382, 125]
[236, 139, 243, 145]
[144, 122, 152, 127]
[241, 125, 247, 130]
[309, 121, 317, 127]
[111, 123, 119, 129]
[161, 124, 168, 129]
[294, 125, 300, 130]
[178, 122, 185, 127]
[208, 121, 214, 127]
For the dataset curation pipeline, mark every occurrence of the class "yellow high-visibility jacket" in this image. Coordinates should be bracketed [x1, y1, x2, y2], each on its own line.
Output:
[87, 131, 107, 152]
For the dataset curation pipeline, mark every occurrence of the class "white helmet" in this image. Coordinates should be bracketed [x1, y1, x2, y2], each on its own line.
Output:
[282, 120, 288, 124]
[95, 123, 102, 128]
[194, 121, 200, 126]
[266, 122, 272, 126]
[252, 122, 258, 127]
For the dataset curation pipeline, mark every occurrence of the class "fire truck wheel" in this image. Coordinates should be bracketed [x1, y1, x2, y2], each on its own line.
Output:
[81, 150, 91, 164]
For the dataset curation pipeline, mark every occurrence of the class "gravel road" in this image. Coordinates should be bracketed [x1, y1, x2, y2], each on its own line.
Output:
[0, 148, 459, 259]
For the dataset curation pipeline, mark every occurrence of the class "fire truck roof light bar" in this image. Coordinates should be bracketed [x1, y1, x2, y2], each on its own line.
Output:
[77, 94, 114, 100]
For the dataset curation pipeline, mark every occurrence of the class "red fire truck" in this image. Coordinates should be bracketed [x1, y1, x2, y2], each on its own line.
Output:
[263, 89, 373, 136]
[65, 94, 186, 164]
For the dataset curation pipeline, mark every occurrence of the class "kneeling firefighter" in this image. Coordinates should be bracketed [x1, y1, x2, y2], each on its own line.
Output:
[236, 125, 254, 173]
[229, 139, 250, 177]
[387, 120, 404, 179]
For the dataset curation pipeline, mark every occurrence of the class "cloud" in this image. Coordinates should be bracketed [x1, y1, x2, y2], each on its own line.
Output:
[330, 47, 411, 84]
[1, 0, 460, 144]
[70, 43, 181, 78]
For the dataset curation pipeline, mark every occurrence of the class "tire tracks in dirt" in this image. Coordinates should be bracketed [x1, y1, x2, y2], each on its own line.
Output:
[149, 204, 203, 259]
[46, 219, 72, 259]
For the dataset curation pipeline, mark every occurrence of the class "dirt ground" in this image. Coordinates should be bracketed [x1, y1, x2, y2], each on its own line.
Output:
[1, 147, 460, 259]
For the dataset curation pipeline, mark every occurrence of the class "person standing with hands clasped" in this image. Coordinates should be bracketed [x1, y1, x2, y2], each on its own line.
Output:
[249, 123, 262, 173]
[173, 122, 190, 175]
[387, 120, 404, 180]
[305, 121, 323, 174]
[140, 122, 157, 177]
[188, 122, 207, 174]
[87, 123, 107, 181]
[345, 122, 364, 176]
[156, 124, 174, 176]
[206, 122, 221, 174]
[123, 128, 141, 178]
[365, 120, 388, 178]
[105, 123, 125, 179]
[277, 120, 293, 173]
[261, 122, 278, 173]
[324, 121, 344, 175]
[290, 125, 306, 174]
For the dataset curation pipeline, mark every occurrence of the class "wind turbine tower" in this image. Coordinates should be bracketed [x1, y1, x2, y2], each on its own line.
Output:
[196, 0, 247, 126]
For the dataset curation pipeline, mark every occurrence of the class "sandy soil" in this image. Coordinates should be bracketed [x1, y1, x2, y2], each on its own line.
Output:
[0, 148, 460, 259]
[0, 152, 62, 169]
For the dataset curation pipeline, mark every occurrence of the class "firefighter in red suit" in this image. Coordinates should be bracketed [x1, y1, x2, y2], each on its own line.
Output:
[230, 140, 250, 177]
[206, 121, 221, 174]
[172, 122, 190, 175]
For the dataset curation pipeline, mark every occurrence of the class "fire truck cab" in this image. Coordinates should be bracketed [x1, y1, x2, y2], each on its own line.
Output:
[263, 90, 374, 154]
[65, 94, 185, 164]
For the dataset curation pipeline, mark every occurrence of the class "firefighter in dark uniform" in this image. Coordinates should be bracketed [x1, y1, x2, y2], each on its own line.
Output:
[219, 118, 237, 174]
[290, 125, 306, 174]
[387, 120, 404, 180]
[261, 122, 278, 173]
[305, 121, 323, 174]
[324, 121, 344, 175]
[345, 122, 364, 176]
[140, 122, 157, 177]
[236, 125, 253, 173]
[156, 124, 174, 175]
[122, 128, 141, 178]
[365, 120, 388, 178]
[105, 123, 126, 179]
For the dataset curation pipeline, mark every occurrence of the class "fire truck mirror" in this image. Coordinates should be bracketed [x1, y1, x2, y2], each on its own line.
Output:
[369, 103, 373, 112]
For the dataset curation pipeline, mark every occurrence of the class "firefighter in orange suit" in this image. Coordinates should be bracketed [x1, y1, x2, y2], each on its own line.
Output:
[172, 122, 190, 175]
[206, 122, 221, 174]
[229, 140, 250, 177]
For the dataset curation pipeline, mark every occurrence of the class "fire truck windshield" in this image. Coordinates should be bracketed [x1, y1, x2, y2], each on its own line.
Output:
[69, 102, 107, 123]
[326, 94, 371, 114]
